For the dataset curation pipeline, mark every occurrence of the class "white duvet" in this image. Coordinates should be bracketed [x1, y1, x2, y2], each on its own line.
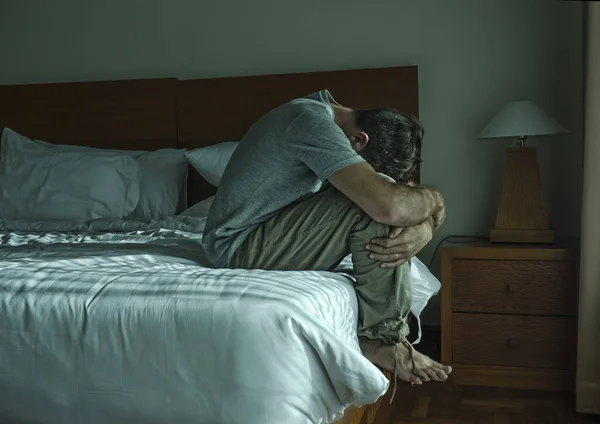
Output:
[0, 216, 389, 424]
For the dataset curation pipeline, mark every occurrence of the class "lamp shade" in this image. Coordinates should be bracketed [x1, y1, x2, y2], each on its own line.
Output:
[477, 100, 569, 139]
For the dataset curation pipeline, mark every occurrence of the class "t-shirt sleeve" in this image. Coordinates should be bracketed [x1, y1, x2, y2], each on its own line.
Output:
[286, 104, 365, 181]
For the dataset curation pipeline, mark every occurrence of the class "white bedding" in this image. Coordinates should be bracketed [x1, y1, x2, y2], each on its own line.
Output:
[0, 216, 389, 424]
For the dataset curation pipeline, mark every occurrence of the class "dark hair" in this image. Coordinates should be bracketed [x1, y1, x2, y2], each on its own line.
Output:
[354, 108, 423, 183]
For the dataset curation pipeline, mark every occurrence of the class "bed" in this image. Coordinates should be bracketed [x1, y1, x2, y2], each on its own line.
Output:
[0, 66, 422, 424]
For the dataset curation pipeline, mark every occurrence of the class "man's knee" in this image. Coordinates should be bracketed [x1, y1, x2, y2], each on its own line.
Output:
[321, 186, 390, 235]
[352, 213, 390, 242]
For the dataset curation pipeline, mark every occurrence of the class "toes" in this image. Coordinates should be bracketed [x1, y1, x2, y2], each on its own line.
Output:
[425, 368, 441, 382]
[416, 370, 430, 382]
[410, 375, 423, 385]
[432, 361, 453, 375]
[433, 367, 448, 381]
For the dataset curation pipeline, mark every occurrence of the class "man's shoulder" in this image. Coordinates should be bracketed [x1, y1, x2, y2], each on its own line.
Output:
[282, 90, 330, 113]
[282, 98, 333, 130]
[287, 97, 330, 114]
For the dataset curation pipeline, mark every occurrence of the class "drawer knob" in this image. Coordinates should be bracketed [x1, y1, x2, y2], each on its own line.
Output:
[506, 337, 517, 348]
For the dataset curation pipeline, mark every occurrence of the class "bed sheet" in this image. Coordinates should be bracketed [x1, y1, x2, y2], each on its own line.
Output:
[0, 217, 388, 424]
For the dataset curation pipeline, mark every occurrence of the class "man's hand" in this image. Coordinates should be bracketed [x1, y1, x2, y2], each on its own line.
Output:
[328, 163, 444, 228]
[433, 204, 446, 229]
[415, 182, 445, 229]
[365, 219, 434, 268]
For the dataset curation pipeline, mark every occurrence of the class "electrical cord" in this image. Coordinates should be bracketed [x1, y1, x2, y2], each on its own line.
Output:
[427, 234, 489, 269]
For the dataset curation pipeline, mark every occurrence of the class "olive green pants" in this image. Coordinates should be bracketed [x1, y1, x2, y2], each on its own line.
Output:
[227, 185, 412, 344]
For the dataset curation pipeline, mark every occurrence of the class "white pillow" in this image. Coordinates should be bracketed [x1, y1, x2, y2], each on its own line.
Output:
[179, 195, 214, 218]
[1, 128, 189, 220]
[409, 258, 441, 345]
[185, 142, 239, 187]
[0, 149, 141, 221]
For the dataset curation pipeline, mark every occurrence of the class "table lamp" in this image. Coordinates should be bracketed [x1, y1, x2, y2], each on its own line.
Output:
[478, 100, 569, 244]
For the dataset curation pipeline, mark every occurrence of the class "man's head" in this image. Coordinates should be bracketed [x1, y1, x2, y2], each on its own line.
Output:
[344, 108, 424, 183]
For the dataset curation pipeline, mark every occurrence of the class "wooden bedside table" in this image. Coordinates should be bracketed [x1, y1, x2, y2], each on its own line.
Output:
[440, 242, 579, 391]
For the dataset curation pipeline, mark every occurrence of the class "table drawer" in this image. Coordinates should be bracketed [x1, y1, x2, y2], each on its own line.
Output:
[452, 259, 577, 315]
[452, 313, 576, 369]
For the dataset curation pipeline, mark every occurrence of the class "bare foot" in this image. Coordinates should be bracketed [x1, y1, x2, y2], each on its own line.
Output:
[359, 339, 452, 385]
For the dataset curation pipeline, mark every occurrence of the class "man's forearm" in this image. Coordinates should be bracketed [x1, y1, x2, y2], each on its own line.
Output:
[327, 163, 445, 228]
[385, 184, 444, 228]
[422, 215, 436, 231]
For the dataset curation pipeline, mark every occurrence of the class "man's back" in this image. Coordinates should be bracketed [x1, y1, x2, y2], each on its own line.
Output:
[202, 90, 364, 268]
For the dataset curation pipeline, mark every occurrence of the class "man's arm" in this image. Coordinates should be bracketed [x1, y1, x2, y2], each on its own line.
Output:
[405, 181, 446, 231]
[328, 162, 445, 228]
[422, 206, 445, 231]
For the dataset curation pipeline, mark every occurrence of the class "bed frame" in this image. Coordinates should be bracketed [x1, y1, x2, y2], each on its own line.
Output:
[0, 65, 418, 423]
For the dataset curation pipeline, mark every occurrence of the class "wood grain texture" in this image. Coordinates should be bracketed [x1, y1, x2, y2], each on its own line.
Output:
[440, 243, 579, 391]
[371, 383, 594, 424]
[449, 364, 574, 391]
[453, 313, 576, 369]
[491, 229, 555, 244]
[176, 66, 420, 205]
[493, 148, 552, 242]
[0, 78, 178, 151]
[441, 242, 579, 261]
[335, 405, 363, 424]
[452, 259, 578, 315]
[441, 249, 454, 365]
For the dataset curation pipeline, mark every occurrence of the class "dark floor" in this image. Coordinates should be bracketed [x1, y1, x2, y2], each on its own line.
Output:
[371, 326, 599, 424]
[372, 383, 599, 424]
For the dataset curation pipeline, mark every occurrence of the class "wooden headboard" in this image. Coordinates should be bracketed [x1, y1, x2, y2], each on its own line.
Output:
[0, 66, 419, 208]
[0, 78, 178, 150]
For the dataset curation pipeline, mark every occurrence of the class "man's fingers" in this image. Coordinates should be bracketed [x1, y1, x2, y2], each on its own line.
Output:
[366, 244, 410, 256]
[369, 237, 394, 248]
[369, 234, 410, 248]
[388, 227, 403, 238]
[368, 252, 410, 262]
[366, 243, 393, 254]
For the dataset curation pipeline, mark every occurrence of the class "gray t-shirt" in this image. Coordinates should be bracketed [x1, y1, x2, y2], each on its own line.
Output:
[202, 90, 365, 267]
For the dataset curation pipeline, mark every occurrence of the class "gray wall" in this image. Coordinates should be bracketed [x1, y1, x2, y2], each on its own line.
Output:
[0, 0, 584, 324]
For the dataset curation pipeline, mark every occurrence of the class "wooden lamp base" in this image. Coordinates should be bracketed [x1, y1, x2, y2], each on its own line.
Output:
[490, 147, 554, 244]
[490, 228, 555, 244]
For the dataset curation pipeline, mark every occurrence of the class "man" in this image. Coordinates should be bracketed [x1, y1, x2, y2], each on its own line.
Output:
[203, 90, 452, 387]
